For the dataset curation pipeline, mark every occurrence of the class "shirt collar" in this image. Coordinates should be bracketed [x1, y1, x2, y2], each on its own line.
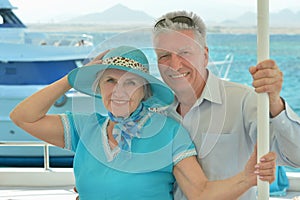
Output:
[201, 70, 223, 105]
[163, 70, 224, 119]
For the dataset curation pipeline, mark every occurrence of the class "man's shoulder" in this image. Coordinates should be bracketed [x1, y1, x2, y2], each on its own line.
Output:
[207, 71, 255, 96]
[221, 79, 255, 93]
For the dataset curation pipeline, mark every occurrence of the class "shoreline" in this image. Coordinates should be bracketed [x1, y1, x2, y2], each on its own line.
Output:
[26, 23, 300, 34]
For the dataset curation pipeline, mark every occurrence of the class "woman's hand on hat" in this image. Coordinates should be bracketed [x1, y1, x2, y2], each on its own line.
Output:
[85, 49, 110, 66]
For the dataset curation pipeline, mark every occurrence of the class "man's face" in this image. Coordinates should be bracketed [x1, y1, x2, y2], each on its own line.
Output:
[153, 30, 208, 98]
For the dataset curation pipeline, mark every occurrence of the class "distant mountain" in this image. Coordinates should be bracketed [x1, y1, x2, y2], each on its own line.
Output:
[62, 4, 299, 28]
[219, 9, 300, 27]
[271, 9, 300, 27]
[64, 4, 155, 25]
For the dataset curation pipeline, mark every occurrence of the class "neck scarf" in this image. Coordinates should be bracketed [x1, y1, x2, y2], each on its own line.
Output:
[108, 103, 151, 152]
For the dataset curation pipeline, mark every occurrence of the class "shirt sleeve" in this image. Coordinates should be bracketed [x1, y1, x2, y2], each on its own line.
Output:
[59, 111, 80, 152]
[171, 122, 197, 165]
[244, 90, 300, 167]
[270, 102, 300, 167]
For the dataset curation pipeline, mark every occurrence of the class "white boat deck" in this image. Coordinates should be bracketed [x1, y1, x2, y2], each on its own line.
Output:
[0, 187, 299, 200]
[0, 167, 76, 199]
[0, 168, 299, 200]
[0, 186, 77, 200]
[270, 193, 300, 200]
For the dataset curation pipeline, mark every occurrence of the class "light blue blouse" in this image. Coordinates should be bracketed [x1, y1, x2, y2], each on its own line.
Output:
[60, 111, 196, 200]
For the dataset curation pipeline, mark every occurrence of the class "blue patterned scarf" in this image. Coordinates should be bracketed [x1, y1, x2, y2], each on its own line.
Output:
[108, 103, 150, 152]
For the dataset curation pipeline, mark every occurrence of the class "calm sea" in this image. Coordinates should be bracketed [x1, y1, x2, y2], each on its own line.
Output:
[207, 33, 300, 115]
[87, 31, 300, 115]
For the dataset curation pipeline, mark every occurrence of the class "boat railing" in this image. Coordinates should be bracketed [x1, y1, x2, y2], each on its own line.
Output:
[0, 28, 94, 47]
[0, 141, 52, 170]
[24, 32, 94, 47]
[208, 53, 234, 80]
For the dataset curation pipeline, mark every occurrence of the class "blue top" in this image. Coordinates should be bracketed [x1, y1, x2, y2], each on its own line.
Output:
[60, 111, 196, 200]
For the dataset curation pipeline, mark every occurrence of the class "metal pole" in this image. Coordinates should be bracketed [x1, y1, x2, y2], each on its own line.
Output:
[257, 0, 270, 199]
[44, 143, 50, 170]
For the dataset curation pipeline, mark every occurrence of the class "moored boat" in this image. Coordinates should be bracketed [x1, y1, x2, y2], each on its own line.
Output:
[0, 0, 96, 167]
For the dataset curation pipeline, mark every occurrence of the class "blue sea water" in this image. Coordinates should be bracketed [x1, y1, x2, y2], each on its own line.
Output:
[88, 32, 300, 115]
[207, 33, 300, 115]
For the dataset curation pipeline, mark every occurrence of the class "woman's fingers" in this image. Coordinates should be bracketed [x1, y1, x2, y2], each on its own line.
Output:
[85, 49, 110, 66]
[256, 151, 277, 183]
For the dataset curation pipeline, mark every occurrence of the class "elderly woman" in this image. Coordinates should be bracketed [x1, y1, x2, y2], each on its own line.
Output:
[10, 46, 276, 200]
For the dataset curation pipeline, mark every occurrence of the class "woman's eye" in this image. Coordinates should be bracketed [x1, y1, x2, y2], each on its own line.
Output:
[106, 78, 115, 83]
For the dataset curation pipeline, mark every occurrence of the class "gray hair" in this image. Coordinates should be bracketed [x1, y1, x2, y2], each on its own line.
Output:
[153, 11, 207, 48]
[92, 70, 153, 101]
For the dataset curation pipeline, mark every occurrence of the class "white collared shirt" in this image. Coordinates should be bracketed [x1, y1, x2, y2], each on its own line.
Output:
[159, 71, 300, 200]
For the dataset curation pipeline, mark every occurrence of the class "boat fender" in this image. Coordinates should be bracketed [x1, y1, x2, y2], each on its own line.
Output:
[54, 94, 68, 107]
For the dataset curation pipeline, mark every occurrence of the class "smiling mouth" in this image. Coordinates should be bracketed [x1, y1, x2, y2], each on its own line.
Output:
[169, 72, 190, 79]
[111, 99, 129, 104]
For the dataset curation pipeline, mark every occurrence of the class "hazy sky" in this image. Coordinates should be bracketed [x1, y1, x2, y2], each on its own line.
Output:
[9, 0, 300, 23]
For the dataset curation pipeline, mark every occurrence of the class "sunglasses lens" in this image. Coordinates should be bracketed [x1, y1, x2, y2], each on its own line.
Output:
[172, 16, 194, 26]
[154, 16, 195, 28]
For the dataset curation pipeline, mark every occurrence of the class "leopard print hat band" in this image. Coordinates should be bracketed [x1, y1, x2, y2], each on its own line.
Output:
[102, 56, 149, 73]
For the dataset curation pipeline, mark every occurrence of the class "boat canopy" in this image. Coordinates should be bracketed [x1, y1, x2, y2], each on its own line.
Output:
[0, 0, 16, 9]
[0, 0, 26, 28]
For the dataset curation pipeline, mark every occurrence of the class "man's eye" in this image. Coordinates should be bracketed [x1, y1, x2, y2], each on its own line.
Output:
[125, 80, 136, 86]
[159, 54, 170, 60]
[180, 51, 190, 56]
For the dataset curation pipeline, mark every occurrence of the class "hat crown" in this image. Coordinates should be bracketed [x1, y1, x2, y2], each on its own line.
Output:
[103, 46, 149, 72]
[68, 45, 174, 108]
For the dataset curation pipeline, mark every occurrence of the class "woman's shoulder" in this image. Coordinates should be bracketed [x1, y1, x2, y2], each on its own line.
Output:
[64, 112, 107, 124]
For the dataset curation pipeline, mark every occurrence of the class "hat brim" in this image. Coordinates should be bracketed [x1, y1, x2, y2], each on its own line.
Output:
[68, 64, 174, 107]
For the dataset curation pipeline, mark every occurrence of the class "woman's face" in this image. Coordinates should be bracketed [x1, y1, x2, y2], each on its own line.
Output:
[99, 69, 146, 118]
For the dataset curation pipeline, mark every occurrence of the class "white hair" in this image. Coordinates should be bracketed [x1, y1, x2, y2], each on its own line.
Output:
[153, 10, 207, 48]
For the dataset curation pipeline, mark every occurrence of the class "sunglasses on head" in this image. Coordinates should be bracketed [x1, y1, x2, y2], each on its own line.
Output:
[154, 16, 196, 28]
